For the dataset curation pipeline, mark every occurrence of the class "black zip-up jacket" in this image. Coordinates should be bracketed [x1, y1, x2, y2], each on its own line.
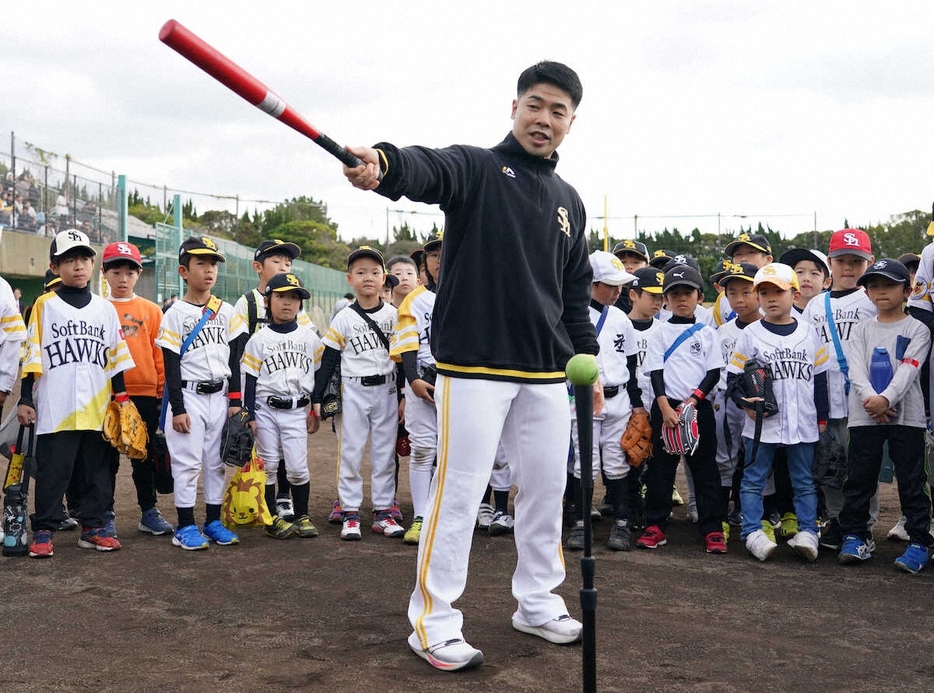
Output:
[373, 132, 597, 383]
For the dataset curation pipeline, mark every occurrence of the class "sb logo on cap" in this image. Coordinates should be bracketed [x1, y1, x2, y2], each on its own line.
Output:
[285, 274, 299, 286]
[201, 237, 217, 250]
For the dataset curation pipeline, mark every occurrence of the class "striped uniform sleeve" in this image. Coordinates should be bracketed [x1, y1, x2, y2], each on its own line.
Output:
[389, 290, 420, 362]
[21, 292, 52, 376]
[726, 329, 750, 374]
[241, 334, 264, 377]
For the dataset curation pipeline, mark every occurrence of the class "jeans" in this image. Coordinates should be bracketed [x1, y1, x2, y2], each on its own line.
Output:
[741, 439, 818, 540]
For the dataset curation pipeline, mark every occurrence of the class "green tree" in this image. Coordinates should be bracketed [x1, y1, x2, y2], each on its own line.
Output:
[266, 219, 352, 269]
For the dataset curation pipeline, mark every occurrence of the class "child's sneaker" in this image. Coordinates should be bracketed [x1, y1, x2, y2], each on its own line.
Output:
[328, 500, 344, 524]
[565, 520, 587, 551]
[727, 508, 743, 527]
[276, 496, 296, 522]
[760, 519, 776, 544]
[28, 529, 54, 558]
[78, 526, 121, 552]
[488, 510, 515, 536]
[56, 513, 79, 531]
[778, 512, 798, 540]
[671, 487, 684, 506]
[203, 520, 239, 546]
[606, 519, 631, 551]
[787, 530, 819, 562]
[293, 515, 320, 538]
[636, 525, 667, 549]
[476, 502, 495, 531]
[745, 529, 777, 561]
[819, 518, 842, 551]
[372, 509, 405, 538]
[837, 534, 871, 564]
[104, 510, 118, 539]
[887, 516, 909, 542]
[894, 543, 930, 574]
[341, 512, 362, 541]
[172, 524, 210, 551]
[721, 521, 731, 543]
[389, 497, 404, 524]
[265, 516, 297, 540]
[403, 516, 423, 545]
[705, 531, 728, 554]
[138, 508, 174, 536]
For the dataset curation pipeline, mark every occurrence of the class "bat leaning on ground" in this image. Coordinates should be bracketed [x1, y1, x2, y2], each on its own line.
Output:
[2, 424, 34, 557]
[159, 19, 364, 169]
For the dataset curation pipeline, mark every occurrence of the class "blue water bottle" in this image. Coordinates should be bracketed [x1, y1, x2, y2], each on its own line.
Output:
[870, 347, 893, 394]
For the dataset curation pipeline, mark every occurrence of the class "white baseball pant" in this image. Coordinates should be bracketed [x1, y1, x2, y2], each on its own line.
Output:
[253, 402, 310, 486]
[570, 392, 631, 481]
[165, 389, 228, 508]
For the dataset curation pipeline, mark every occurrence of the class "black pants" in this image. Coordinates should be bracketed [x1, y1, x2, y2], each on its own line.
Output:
[32, 430, 112, 531]
[839, 425, 933, 546]
[645, 398, 723, 535]
[105, 396, 162, 512]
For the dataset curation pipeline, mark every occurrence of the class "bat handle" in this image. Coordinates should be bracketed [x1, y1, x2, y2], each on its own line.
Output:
[315, 132, 365, 168]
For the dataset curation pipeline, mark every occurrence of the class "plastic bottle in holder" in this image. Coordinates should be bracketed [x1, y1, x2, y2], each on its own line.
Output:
[870, 347, 893, 394]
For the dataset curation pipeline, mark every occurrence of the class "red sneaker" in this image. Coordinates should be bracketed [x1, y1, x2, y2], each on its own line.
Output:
[78, 527, 121, 551]
[636, 525, 667, 549]
[328, 500, 344, 524]
[705, 531, 728, 554]
[28, 530, 54, 558]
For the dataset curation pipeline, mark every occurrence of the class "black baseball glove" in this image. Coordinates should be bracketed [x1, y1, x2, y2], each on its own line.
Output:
[220, 408, 254, 468]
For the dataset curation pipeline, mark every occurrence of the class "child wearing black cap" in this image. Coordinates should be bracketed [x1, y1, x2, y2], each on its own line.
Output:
[638, 264, 727, 553]
[836, 259, 933, 573]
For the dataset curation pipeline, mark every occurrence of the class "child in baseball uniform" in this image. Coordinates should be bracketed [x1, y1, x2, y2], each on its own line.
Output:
[232, 239, 308, 521]
[726, 263, 830, 562]
[836, 259, 933, 573]
[101, 241, 174, 537]
[801, 229, 876, 550]
[0, 274, 26, 410]
[712, 233, 774, 327]
[157, 236, 247, 551]
[638, 264, 727, 553]
[566, 251, 641, 552]
[780, 248, 831, 315]
[312, 247, 401, 541]
[390, 234, 441, 545]
[712, 263, 761, 542]
[387, 255, 420, 305]
[18, 229, 134, 558]
[242, 272, 323, 540]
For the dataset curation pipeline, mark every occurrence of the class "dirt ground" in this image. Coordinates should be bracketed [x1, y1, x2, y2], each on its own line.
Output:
[1, 425, 932, 693]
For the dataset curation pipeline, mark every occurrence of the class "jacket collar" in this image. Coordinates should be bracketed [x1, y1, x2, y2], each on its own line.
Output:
[495, 132, 559, 171]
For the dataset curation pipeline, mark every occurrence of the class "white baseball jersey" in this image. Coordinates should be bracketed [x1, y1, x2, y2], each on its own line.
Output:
[643, 319, 723, 402]
[658, 303, 716, 328]
[156, 300, 247, 382]
[22, 291, 133, 434]
[801, 288, 877, 419]
[0, 276, 26, 393]
[716, 317, 748, 391]
[591, 304, 638, 391]
[727, 319, 829, 444]
[631, 317, 662, 405]
[323, 301, 397, 377]
[242, 323, 323, 400]
[390, 285, 435, 368]
[712, 291, 735, 327]
[233, 288, 315, 335]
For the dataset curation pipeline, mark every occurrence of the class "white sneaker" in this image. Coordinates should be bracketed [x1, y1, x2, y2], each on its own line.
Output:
[887, 516, 909, 542]
[408, 632, 484, 671]
[512, 614, 582, 644]
[787, 530, 819, 562]
[488, 510, 515, 536]
[276, 497, 295, 521]
[371, 510, 405, 538]
[341, 514, 362, 541]
[476, 502, 495, 530]
[745, 529, 778, 562]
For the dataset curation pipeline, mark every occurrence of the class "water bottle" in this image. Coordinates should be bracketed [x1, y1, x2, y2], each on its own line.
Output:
[870, 347, 893, 394]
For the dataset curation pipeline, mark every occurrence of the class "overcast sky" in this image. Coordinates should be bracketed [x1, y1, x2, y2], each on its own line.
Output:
[5, 2, 934, 247]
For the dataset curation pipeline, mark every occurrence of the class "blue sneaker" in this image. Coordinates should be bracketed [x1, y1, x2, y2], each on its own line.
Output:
[837, 534, 871, 564]
[894, 543, 930, 574]
[203, 520, 240, 546]
[172, 524, 210, 551]
[104, 510, 117, 538]
[727, 509, 743, 527]
[138, 508, 174, 536]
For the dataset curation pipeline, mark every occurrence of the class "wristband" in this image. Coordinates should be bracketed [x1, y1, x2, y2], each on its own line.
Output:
[115, 392, 130, 404]
[818, 420, 827, 427]
[691, 389, 705, 402]
[227, 392, 241, 400]
[309, 409, 318, 419]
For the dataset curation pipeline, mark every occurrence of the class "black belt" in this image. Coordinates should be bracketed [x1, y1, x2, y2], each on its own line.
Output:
[360, 375, 387, 386]
[603, 385, 620, 399]
[182, 380, 224, 395]
[267, 395, 310, 410]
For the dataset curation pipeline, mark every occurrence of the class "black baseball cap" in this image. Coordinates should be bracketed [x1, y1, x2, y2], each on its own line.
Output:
[662, 253, 701, 273]
[663, 265, 704, 292]
[44, 269, 62, 290]
[383, 273, 400, 290]
[410, 248, 425, 267]
[347, 246, 385, 269]
[718, 262, 758, 288]
[254, 239, 301, 262]
[612, 239, 650, 263]
[649, 249, 676, 268]
[179, 236, 226, 262]
[724, 233, 772, 258]
[709, 258, 734, 284]
[857, 258, 911, 287]
[264, 272, 311, 299]
[629, 267, 665, 294]
[898, 252, 920, 271]
[780, 247, 831, 278]
[423, 231, 443, 253]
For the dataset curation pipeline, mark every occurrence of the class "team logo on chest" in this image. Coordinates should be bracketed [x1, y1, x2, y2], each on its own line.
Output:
[557, 207, 570, 237]
[690, 340, 701, 356]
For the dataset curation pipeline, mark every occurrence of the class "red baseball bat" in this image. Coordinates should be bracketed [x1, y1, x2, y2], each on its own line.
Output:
[159, 19, 364, 169]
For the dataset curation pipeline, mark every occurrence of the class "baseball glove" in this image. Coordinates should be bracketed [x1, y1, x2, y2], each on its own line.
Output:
[151, 431, 174, 494]
[620, 410, 653, 467]
[120, 400, 149, 460]
[320, 364, 342, 420]
[729, 358, 779, 417]
[102, 400, 121, 448]
[661, 402, 700, 456]
[814, 428, 846, 489]
[220, 408, 254, 468]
